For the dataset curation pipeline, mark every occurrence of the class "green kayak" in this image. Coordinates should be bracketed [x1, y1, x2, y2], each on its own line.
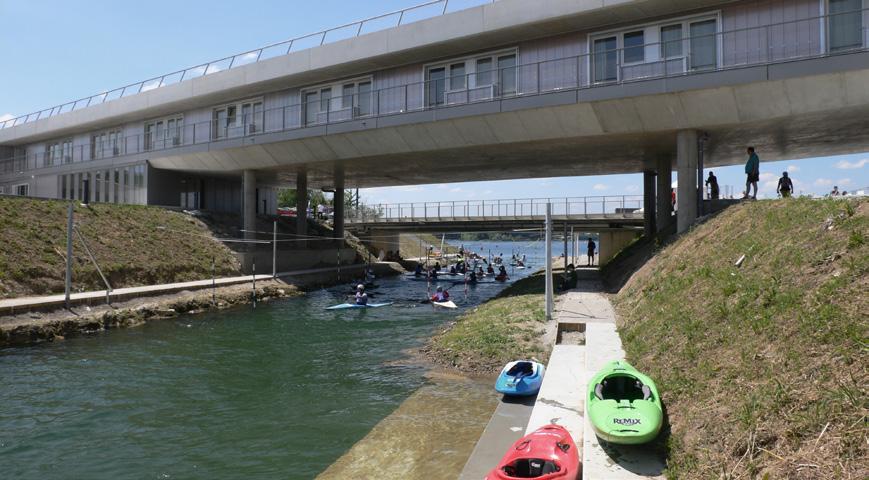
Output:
[587, 360, 663, 445]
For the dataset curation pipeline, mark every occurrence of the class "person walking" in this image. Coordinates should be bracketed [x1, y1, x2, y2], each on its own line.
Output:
[776, 171, 794, 198]
[830, 186, 840, 196]
[743, 147, 760, 200]
[586, 238, 596, 266]
[705, 171, 720, 199]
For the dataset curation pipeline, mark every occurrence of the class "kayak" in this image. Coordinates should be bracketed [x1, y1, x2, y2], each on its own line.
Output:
[485, 424, 580, 480]
[587, 360, 663, 445]
[326, 302, 393, 310]
[433, 300, 457, 309]
[495, 360, 545, 396]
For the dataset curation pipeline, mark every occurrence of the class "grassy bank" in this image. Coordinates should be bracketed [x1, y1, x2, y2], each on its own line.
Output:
[0, 197, 240, 299]
[399, 233, 460, 259]
[425, 271, 553, 374]
[614, 198, 867, 479]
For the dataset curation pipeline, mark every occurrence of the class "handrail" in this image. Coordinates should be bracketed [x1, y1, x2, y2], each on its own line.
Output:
[1, 7, 868, 173]
[345, 196, 645, 222]
[0, 0, 496, 130]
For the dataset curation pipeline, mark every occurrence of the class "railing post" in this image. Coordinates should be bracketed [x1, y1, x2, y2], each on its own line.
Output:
[603, 197, 607, 216]
[584, 197, 587, 216]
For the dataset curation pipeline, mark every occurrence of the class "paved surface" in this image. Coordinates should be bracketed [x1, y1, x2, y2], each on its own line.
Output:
[0, 264, 371, 316]
[457, 396, 536, 480]
[524, 344, 586, 442]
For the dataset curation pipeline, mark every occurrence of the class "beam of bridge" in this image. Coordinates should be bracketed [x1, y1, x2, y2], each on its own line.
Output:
[345, 195, 645, 232]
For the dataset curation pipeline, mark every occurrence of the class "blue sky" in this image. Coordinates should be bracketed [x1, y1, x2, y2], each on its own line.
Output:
[1, 0, 866, 202]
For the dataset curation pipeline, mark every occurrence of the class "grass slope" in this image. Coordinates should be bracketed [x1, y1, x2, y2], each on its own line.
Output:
[0, 197, 240, 298]
[614, 198, 867, 479]
[427, 271, 551, 374]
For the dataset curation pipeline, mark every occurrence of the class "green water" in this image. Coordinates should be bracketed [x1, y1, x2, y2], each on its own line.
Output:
[0, 267, 533, 479]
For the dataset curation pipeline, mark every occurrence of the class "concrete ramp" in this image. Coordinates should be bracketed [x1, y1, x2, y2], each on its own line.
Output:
[458, 396, 535, 480]
[524, 344, 586, 441]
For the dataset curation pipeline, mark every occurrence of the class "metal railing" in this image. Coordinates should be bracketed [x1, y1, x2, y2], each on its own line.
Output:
[1, 8, 868, 175]
[346, 196, 644, 223]
[0, 0, 495, 130]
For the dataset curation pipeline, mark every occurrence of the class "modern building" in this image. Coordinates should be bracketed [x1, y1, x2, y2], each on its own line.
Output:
[1, 0, 868, 237]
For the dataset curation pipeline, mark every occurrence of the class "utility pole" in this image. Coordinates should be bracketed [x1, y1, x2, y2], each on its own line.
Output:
[545, 203, 553, 321]
[64, 202, 74, 309]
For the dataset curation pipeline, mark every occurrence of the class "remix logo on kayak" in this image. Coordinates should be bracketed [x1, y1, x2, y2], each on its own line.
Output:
[613, 418, 641, 426]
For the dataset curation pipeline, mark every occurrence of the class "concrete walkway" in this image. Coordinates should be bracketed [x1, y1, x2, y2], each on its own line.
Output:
[457, 397, 536, 480]
[0, 263, 374, 316]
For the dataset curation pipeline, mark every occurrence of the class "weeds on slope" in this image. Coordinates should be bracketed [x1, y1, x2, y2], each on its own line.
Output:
[614, 198, 867, 479]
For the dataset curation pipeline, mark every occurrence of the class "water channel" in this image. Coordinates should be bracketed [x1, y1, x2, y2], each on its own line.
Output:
[0, 241, 558, 479]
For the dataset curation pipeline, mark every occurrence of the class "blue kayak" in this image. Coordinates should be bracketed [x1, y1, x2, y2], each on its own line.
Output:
[326, 302, 393, 310]
[495, 360, 545, 396]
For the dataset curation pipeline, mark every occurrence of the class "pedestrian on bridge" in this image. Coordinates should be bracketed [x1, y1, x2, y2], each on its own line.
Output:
[777, 171, 794, 198]
[743, 147, 760, 200]
[706, 171, 720, 199]
[587, 238, 596, 266]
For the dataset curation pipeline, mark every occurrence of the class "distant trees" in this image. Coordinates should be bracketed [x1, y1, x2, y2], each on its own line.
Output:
[277, 189, 328, 209]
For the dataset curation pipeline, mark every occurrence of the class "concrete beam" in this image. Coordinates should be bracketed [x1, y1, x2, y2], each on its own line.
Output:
[643, 170, 655, 238]
[598, 230, 639, 266]
[333, 163, 345, 243]
[676, 130, 698, 234]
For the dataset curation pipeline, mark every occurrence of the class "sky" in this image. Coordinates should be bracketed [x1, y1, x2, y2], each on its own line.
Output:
[0, 0, 866, 203]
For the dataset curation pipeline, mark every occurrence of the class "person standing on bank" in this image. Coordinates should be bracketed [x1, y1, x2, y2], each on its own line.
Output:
[777, 171, 794, 198]
[743, 147, 760, 200]
[587, 238, 596, 266]
[705, 171, 720, 199]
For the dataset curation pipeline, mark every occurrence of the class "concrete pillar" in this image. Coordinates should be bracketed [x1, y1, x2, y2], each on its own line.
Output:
[643, 170, 656, 239]
[296, 168, 308, 246]
[676, 130, 698, 234]
[656, 156, 672, 233]
[598, 230, 640, 266]
[242, 170, 256, 239]
[333, 163, 345, 243]
[366, 229, 400, 258]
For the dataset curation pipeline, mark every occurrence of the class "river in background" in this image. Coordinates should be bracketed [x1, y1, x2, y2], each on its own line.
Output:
[0, 243, 538, 480]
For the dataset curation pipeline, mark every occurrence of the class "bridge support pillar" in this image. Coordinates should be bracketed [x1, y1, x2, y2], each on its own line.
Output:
[677, 130, 699, 234]
[363, 230, 400, 259]
[598, 230, 640, 266]
[643, 170, 656, 239]
[656, 156, 673, 234]
[296, 168, 308, 248]
[333, 163, 345, 244]
[242, 170, 256, 240]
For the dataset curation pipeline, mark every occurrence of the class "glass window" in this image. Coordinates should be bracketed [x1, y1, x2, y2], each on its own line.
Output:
[829, 0, 863, 51]
[304, 91, 318, 125]
[60, 175, 67, 199]
[690, 20, 717, 70]
[476, 58, 493, 86]
[498, 54, 517, 95]
[319, 88, 332, 115]
[95, 171, 101, 202]
[123, 167, 130, 204]
[450, 63, 466, 90]
[342, 83, 356, 109]
[103, 170, 110, 202]
[358, 82, 372, 115]
[623, 31, 645, 63]
[661, 24, 683, 58]
[114, 170, 120, 203]
[594, 37, 618, 82]
[427, 67, 446, 106]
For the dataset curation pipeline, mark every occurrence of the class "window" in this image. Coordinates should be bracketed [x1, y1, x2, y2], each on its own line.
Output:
[94, 171, 101, 202]
[476, 58, 493, 85]
[60, 175, 67, 199]
[145, 116, 183, 150]
[340, 81, 373, 116]
[114, 170, 120, 203]
[829, 0, 864, 51]
[45, 139, 73, 166]
[661, 24, 683, 59]
[450, 63, 466, 90]
[689, 19, 717, 70]
[426, 67, 446, 106]
[593, 37, 618, 83]
[91, 129, 122, 159]
[123, 167, 130, 204]
[14, 184, 28, 196]
[103, 169, 110, 202]
[497, 54, 517, 95]
[623, 31, 645, 63]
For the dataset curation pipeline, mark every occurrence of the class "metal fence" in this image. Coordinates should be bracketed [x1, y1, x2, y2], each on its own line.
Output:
[346, 196, 644, 223]
[1, 8, 868, 174]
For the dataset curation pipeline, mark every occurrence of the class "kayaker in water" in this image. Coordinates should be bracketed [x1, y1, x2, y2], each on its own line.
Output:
[449, 265, 457, 275]
[414, 264, 423, 276]
[467, 271, 478, 284]
[487, 264, 495, 274]
[431, 286, 450, 302]
[434, 262, 442, 272]
[428, 267, 438, 280]
[355, 284, 368, 306]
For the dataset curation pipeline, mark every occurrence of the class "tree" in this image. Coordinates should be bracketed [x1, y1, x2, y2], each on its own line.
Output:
[277, 189, 296, 208]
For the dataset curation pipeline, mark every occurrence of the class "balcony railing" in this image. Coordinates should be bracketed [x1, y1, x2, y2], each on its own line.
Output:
[346, 196, 645, 223]
[1, 8, 868, 175]
[0, 0, 496, 131]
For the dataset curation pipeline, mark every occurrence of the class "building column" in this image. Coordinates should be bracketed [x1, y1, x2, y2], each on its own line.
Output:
[333, 163, 345, 243]
[677, 130, 699, 234]
[656, 156, 672, 233]
[242, 170, 256, 239]
[643, 170, 656, 239]
[296, 167, 308, 247]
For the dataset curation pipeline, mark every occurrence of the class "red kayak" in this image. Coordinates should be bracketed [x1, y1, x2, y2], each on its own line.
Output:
[486, 425, 580, 479]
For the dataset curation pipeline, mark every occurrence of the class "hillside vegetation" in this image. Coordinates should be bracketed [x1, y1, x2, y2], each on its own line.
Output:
[0, 197, 240, 298]
[614, 198, 867, 479]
